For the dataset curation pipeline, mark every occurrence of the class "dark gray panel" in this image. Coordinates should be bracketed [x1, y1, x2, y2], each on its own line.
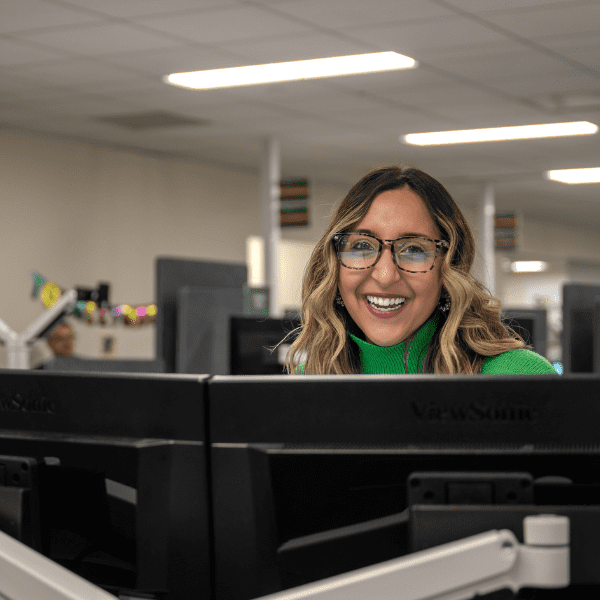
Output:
[562, 283, 600, 373]
[156, 257, 247, 373]
[176, 285, 244, 374]
[502, 308, 547, 358]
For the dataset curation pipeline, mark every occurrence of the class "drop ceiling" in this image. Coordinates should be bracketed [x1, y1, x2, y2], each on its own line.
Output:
[1, 0, 599, 227]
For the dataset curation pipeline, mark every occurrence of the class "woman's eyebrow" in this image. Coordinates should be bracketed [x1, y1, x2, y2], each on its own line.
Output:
[354, 228, 430, 238]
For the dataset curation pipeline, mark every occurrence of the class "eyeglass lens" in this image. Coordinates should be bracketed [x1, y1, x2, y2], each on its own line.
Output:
[337, 233, 437, 271]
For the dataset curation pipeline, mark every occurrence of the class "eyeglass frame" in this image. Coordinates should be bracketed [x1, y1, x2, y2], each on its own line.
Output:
[332, 232, 450, 274]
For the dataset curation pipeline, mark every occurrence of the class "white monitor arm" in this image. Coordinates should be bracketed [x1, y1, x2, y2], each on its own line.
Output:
[0, 528, 118, 600]
[0, 290, 77, 369]
[255, 514, 569, 600]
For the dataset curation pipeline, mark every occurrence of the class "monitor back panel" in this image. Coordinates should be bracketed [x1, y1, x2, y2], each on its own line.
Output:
[0, 370, 210, 600]
[208, 374, 600, 600]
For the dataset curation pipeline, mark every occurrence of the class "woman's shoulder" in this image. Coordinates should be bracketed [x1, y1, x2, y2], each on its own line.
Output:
[481, 349, 558, 375]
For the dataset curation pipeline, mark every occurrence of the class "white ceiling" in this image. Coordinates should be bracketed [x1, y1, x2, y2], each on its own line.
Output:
[1, 0, 599, 227]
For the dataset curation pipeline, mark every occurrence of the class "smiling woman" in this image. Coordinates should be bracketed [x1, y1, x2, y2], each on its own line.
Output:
[285, 166, 557, 375]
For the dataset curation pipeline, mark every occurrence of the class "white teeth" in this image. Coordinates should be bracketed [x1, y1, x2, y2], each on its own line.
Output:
[366, 295, 406, 311]
[367, 295, 406, 306]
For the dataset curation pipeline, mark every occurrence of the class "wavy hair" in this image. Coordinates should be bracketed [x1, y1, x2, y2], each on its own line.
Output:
[285, 166, 527, 374]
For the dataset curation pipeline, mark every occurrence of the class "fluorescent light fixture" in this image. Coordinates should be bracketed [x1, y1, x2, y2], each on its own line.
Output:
[402, 121, 598, 146]
[545, 167, 600, 184]
[510, 261, 548, 273]
[164, 51, 416, 90]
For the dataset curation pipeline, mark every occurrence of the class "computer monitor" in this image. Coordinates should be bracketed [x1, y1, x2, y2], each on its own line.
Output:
[38, 357, 162, 373]
[562, 283, 600, 373]
[208, 374, 600, 600]
[229, 316, 300, 375]
[155, 256, 247, 373]
[502, 309, 547, 358]
[0, 370, 210, 600]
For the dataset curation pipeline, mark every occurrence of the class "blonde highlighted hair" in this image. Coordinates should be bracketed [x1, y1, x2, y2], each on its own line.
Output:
[285, 166, 527, 374]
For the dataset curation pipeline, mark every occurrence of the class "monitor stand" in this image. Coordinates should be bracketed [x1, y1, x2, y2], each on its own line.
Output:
[0, 529, 118, 600]
[255, 514, 569, 600]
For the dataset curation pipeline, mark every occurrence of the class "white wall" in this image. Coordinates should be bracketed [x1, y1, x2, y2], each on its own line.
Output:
[0, 128, 260, 366]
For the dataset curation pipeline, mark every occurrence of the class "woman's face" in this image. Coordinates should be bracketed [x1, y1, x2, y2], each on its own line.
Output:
[338, 187, 444, 346]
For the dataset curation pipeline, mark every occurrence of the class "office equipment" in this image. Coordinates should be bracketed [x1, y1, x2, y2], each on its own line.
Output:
[38, 357, 162, 373]
[254, 514, 570, 600]
[0, 528, 119, 600]
[0, 370, 210, 600]
[0, 289, 77, 368]
[502, 308, 548, 357]
[229, 316, 300, 374]
[208, 374, 600, 600]
[562, 283, 600, 373]
[155, 256, 247, 373]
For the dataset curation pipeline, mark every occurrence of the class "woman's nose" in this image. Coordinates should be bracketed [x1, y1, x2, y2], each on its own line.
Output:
[370, 245, 401, 285]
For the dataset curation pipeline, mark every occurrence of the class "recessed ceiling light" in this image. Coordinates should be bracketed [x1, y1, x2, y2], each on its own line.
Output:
[510, 261, 548, 273]
[164, 51, 416, 90]
[545, 167, 600, 184]
[401, 121, 598, 146]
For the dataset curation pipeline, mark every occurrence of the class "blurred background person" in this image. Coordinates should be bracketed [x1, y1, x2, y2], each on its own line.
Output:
[47, 321, 75, 358]
[32, 320, 75, 369]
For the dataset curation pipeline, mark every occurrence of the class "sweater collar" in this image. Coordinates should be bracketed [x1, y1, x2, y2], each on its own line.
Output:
[348, 312, 439, 374]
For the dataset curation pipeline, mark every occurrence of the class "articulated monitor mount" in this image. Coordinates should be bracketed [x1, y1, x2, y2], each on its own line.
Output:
[0, 290, 77, 369]
[0, 528, 118, 600]
[256, 514, 569, 600]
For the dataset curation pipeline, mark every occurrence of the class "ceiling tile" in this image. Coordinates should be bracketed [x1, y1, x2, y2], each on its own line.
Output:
[11, 58, 154, 86]
[189, 102, 322, 133]
[268, 0, 453, 28]
[137, 5, 313, 44]
[442, 0, 584, 11]
[491, 69, 600, 96]
[412, 38, 518, 61]
[220, 32, 372, 64]
[0, 0, 101, 33]
[56, 0, 237, 18]
[341, 15, 507, 54]
[15, 22, 184, 56]
[479, 1, 600, 37]
[0, 38, 70, 66]
[535, 30, 600, 71]
[103, 46, 241, 76]
[427, 48, 576, 82]
[18, 94, 143, 117]
[110, 84, 241, 111]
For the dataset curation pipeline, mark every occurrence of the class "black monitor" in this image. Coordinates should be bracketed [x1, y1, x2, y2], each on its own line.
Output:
[0, 370, 210, 600]
[37, 357, 162, 373]
[562, 283, 600, 373]
[229, 316, 300, 375]
[502, 309, 548, 358]
[155, 256, 247, 373]
[208, 374, 600, 600]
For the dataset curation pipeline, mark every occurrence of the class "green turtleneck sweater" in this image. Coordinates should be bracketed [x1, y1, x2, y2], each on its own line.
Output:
[301, 314, 558, 375]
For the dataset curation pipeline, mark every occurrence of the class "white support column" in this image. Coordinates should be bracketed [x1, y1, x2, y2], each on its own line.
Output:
[480, 183, 496, 296]
[260, 137, 283, 317]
